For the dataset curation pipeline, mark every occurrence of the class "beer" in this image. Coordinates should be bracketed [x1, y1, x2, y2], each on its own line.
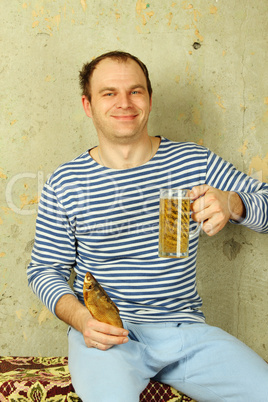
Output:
[159, 196, 190, 258]
[158, 189, 202, 258]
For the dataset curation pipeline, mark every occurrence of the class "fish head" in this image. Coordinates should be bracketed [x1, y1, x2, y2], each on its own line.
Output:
[83, 272, 98, 292]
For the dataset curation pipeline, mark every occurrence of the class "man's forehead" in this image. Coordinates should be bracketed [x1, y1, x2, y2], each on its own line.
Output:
[91, 58, 145, 83]
[95, 57, 136, 69]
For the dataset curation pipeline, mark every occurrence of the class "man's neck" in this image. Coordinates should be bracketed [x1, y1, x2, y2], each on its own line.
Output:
[90, 136, 160, 169]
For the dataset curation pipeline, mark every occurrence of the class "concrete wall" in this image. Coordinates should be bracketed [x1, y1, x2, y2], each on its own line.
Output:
[1, 0, 267, 360]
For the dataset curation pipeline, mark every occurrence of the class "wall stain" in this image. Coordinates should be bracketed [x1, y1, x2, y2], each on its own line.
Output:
[136, 0, 147, 15]
[210, 5, 218, 14]
[182, 2, 193, 10]
[214, 93, 226, 111]
[25, 239, 35, 253]
[185, 62, 196, 85]
[262, 110, 268, 123]
[38, 306, 54, 325]
[81, 0, 87, 12]
[135, 0, 154, 32]
[239, 140, 248, 156]
[0, 168, 7, 180]
[11, 224, 20, 238]
[181, 3, 204, 41]
[16, 309, 24, 321]
[28, 306, 38, 318]
[194, 27, 204, 41]
[29, 4, 64, 35]
[193, 9, 202, 22]
[223, 238, 242, 261]
[1, 206, 13, 215]
[192, 106, 202, 126]
[248, 153, 268, 183]
[20, 194, 39, 209]
[166, 12, 173, 26]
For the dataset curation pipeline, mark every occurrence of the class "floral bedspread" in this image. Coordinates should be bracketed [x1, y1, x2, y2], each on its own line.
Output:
[0, 356, 195, 402]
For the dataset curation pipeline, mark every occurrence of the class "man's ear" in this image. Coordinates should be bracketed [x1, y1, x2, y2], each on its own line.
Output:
[82, 95, 92, 118]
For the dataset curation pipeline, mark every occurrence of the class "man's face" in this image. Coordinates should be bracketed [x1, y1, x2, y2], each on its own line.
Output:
[83, 58, 152, 144]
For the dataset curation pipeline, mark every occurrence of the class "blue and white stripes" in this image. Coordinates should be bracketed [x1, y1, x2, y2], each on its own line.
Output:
[27, 137, 268, 323]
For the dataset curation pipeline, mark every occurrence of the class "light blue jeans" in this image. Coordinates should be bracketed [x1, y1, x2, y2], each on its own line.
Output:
[68, 321, 268, 402]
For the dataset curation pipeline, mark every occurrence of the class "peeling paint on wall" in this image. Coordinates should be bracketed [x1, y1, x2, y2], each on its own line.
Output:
[135, 0, 154, 32]
[182, 2, 193, 10]
[248, 154, 268, 183]
[24, 2, 91, 35]
[81, 0, 87, 13]
[262, 110, 268, 123]
[38, 306, 54, 325]
[210, 5, 218, 14]
[192, 106, 202, 126]
[20, 194, 39, 209]
[16, 309, 24, 321]
[181, 2, 204, 41]
[30, 5, 61, 35]
[215, 93, 226, 111]
[0, 169, 7, 180]
[194, 28, 204, 42]
[239, 140, 249, 155]
[136, 0, 147, 15]
[166, 12, 173, 26]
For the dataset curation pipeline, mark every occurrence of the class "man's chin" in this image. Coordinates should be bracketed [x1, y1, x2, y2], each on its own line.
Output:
[109, 131, 142, 144]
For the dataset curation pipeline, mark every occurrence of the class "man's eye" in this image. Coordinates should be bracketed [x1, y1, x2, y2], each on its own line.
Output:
[104, 93, 114, 97]
[131, 90, 139, 95]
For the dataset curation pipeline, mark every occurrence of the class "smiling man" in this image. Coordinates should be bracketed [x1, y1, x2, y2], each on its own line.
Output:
[81, 54, 155, 169]
[27, 51, 268, 402]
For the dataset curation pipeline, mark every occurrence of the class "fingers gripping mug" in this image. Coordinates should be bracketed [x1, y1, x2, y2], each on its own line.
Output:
[158, 188, 202, 258]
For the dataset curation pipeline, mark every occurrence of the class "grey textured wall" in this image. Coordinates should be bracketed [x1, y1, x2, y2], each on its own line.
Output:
[1, 0, 267, 359]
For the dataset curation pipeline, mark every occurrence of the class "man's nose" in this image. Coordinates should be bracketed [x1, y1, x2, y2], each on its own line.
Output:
[116, 92, 132, 108]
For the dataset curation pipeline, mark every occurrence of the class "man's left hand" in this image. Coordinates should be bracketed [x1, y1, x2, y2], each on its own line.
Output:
[190, 185, 246, 236]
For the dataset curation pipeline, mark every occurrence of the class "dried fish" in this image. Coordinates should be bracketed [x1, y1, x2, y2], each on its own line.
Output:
[83, 272, 123, 328]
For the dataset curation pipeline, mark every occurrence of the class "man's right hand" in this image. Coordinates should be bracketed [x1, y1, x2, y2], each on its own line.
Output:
[55, 294, 129, 350]
[82, 315, 129, 350]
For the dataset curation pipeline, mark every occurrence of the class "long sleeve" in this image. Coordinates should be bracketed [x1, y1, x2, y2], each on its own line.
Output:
[206, 150, 268, 233]
[27, 181, 77, 315]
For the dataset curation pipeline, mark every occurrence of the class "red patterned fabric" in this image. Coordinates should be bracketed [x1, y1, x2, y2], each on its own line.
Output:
[0, 356, 195, 401]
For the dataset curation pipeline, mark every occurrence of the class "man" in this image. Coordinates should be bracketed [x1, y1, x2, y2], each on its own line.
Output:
[27, 51, 268, 401]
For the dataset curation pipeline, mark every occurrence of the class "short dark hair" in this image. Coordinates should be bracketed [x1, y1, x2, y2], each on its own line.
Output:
[79, 50, 152, 102]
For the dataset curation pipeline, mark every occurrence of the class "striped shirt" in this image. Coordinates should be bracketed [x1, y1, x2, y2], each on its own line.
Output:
[27, 137, 268, 323]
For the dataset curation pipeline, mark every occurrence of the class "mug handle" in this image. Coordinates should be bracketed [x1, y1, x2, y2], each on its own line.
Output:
[189, 198, 203, 238]
[189, 221, 203, 238]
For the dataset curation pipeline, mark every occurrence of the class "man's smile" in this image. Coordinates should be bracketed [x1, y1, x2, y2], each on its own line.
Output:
[111, 114, 139, 121]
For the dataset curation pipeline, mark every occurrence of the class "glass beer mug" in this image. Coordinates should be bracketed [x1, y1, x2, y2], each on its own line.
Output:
[158, 188, 202, 258]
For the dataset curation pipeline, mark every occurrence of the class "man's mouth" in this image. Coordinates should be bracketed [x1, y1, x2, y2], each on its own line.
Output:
[111, 114, 138, 121]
